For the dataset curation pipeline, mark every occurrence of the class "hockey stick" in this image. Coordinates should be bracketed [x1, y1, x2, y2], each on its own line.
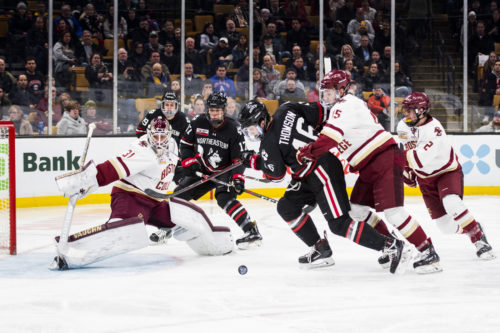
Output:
[145, 160, 243, 200]
[57, 123, 97, 254]
[244, 175, 274, 183]
[197, 172, 278, 203]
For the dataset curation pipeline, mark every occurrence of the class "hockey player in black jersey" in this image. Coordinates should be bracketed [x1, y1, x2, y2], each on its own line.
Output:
[238, 100, 412, 272]
[174, 92, 262, 249]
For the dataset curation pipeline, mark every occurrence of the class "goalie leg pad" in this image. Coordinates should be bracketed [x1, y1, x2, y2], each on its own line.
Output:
[169, 197, 233, 255]
[55, 217, 148, 268]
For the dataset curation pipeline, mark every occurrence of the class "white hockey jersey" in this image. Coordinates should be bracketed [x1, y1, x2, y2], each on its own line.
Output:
[321, 93, 396, 171]
[396, 117, 460, 178]
[96, 135, 179, 198]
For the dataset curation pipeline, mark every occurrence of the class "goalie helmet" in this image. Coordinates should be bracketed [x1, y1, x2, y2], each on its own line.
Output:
[161, 90, 179, 118]
[206, 92, 227, 126]
[319, 69, 350, 110]
[147, 116, 172, 154]
[238, 100, 270, 141]
[402, 92, 430, 127]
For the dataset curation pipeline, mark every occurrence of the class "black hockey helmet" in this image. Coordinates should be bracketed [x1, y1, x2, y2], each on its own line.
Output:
[206, 91, 227, 126]
[238, 100, 270, 141]
[160, 90, 179, 118]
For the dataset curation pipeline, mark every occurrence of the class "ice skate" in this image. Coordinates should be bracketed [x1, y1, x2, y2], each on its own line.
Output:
[473, 223, 495, 260]
[149, 228, 173, 245]
[413, 243, 443, 274]
[48, 256, 68, 270]
[236, 224, 262, 250]
[382, 239, 413, 274]
[298, 234, 335, 269]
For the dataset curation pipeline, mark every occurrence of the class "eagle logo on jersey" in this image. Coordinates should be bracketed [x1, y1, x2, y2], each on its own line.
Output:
[434, 127, 442, 136]
[208, 150, 222, 168]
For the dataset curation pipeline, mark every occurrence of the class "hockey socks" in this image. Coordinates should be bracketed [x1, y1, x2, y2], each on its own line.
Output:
[365, 211, 391, 237]
[286, 213, 321, 247]
[329, 216, 388, 251]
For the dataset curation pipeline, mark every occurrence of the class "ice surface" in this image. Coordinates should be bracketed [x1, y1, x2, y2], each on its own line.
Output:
[1, 196, 500, 333]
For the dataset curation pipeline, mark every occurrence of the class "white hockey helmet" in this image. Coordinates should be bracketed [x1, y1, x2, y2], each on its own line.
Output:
[147, 116, 172, 154]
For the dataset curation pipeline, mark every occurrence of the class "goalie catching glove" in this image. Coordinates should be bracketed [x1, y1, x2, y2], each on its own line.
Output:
[55, 160, 98, 199]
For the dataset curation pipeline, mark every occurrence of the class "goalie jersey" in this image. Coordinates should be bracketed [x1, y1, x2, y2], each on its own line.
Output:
[320, 93, 396, 172]
[95, 136, 179, 198]
[396, 117, 460, 179]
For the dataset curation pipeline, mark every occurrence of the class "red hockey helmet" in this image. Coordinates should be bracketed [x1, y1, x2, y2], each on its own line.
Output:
[319, 70, 351, 109]
[402, 92, 430, 127]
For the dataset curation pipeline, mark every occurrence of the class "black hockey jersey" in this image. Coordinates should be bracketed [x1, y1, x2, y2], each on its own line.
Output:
[276, 101, 327, 131]
[255, 102, 324, 180]
[136, 108, 189, 146]
[180, 115, 245, 177]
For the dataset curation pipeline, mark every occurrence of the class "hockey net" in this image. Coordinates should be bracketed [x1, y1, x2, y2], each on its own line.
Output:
[0, 121, 16, 255]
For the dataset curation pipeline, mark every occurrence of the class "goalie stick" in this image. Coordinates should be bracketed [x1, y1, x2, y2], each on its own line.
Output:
[56, 123, 96, 255]
[145, 160, 243, 200]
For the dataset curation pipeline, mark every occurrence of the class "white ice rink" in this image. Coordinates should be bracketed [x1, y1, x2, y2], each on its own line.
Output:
[1, 196, 500, 333]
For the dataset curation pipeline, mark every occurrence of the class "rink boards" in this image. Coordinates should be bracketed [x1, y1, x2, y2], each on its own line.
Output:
[11, 134, 500, 208]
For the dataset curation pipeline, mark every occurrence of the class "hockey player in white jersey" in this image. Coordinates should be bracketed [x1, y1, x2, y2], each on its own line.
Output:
[397, 92, 495, 260]
[297, 70, 442, 273]
[51, 116, 233, 270]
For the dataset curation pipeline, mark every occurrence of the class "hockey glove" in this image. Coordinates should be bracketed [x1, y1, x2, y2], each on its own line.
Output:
[233, 177, 245, 195]
[402, 167, 417, 188]
[296, 144, 315, 164]
[241, 150, 259, 169]
[186, 162, 203, 178]
[55, 160, 99, 199]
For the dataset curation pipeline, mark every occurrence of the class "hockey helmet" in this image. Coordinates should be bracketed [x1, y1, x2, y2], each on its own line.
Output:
[161, 90, 179, 118]
[402, 92, 430, 127]
[238, 100, 270, 141]
[319, 70, 351, 109]
[147, 116, 172, 155]
[206, 91, 227, 126]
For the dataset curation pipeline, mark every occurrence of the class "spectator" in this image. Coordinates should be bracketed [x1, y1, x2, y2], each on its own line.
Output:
[347, 8, 375, 45]
[144, 31, 164, 58]
[0, 87, 12, 120]
[475, 108, 500, 132]
[81, 100, 113, 135]
[351, 20, 375, 49]
[484, 59, 500, 105]
[274, 67, 305, 97]
[260, 54, 281, 99]
[283, 0, 308, 27]
[253, 68, 267, 99]
[171, 80, 181, 98]
[137, 0, 159, 31]
[187, 94, 206, 120]
[57, 100, 87, 136]
[76, 30, 106, 66]
[370, 50, 386, 74]
[141, 51, 170, 81]
[260, 34, 281, 64]
[146, 63, 169, 97]
[394, 61, 413, 97]
[232, 34, 249, 68]
[236, 56, 250, 98]
[268, 0, 287, 30]
[158, 20, 175, 46]
[131, 17, 150, 45]
[55, 4, 82, 38]
[201, 80, 213, 101]
[211, 37, 233, 73]
[9, 74, 38, 114]
[486, 9, 500, 43]
[367, 85, 391, 130]
[184, 62, 204, 98]
[0, 59, 16, 96]
[232, 1, 249, 28]
[343, 58, 361, 82]
[326, 20, 352, 58]
[7, 2, 32, 63]
[307, 80, 320, 102]
[128, 41, 149, 69]
[79, 3, 103, 40]
[469, 21, 494, 72]
[286, 18, 309, 53]
[221, 19, 241, 48]
[124, 8, 140, 43]
[335, 44, 363, 74]
[360, 0, 376, 22]
[185, 37, 206, 75]
[35, 86, 63, 127]
[26, 16, 49, 75]
[262, 22, 286, 55]
[285, 45, 313, 71]
[8, 105, 33, 135]
[279, 78, 306, 104]
[200, 23, 219, 55]
[362, 62, 386, 91]
[210, 65, 236, 98]
[355, 35, 374, 66]
[161, 41, 180, 75]
[24, 56, 44, 103]
[102, 6, 127, 39]
[253, 45, 264, 68]
[336, 0, 356, 28]
[85, 53, 113, 93]
[225, 97, 240, 119]
[53, 31, 79, 88]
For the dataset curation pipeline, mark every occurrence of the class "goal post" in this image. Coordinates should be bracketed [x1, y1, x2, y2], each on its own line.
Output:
[0, 121, 16, 255]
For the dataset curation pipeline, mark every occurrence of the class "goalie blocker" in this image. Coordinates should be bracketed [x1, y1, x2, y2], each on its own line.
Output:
[50, 197, 233, 270]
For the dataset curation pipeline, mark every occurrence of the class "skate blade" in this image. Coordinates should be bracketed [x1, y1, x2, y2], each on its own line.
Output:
[391, 246, 414, 274]
[414, 262, 443, 274]
[478, 250, 496, 260]
[299, 257, 335, 270]
[236, 239, 262, 250]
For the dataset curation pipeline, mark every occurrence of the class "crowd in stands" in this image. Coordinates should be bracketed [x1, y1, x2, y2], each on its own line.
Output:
[6, 0, 498, 135]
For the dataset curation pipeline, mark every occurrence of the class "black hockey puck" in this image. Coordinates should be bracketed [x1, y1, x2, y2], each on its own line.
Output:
[238, 265, 248, 275]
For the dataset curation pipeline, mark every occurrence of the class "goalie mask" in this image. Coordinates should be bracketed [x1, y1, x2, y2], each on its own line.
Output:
[238, 100, 270, 141]
[206, 91, 227, 127]
[319, 70, 350, 110]
[402, 92, 430, 127]
[161, 91, 179, 118]
[147, 116, 172, 155]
